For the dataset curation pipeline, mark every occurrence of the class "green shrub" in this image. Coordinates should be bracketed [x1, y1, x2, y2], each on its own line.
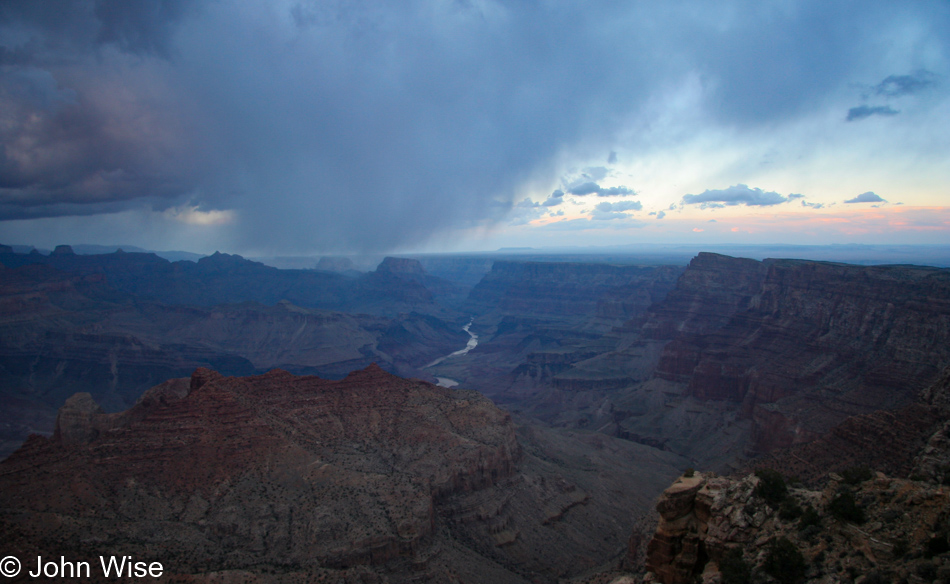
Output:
[754, 468, 788, 508]
[828, 489, 866, 524]
[778, 498, 803, 520]
[925, 533, 949, 558]
[891, 537, 908, 559]
[762, 537, 806, 584]
[684, 467, 695, 478]
[918, 560, 936, 580]
[841, 465, 873, 485]
[719, 547, 751, 584]
[798, 505, 821, 530]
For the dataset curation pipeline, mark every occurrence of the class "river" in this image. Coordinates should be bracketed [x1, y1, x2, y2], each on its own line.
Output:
[424, 318, 477, 387]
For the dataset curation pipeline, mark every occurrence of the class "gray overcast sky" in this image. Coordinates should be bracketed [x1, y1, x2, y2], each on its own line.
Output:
[1, 0, 949, 254]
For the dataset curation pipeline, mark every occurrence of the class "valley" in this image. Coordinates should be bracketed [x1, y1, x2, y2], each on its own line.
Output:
[1, 244, 949, 582]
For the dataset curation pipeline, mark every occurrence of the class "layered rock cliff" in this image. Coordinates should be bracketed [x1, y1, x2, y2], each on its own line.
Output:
[0, 365, 688, 583]
[638, 253, 950, 456]
[465, 261, 682, 326]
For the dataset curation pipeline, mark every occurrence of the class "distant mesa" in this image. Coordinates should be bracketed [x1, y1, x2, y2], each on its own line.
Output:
[51, 244, 75, 255]
[376, 256, 427, 275]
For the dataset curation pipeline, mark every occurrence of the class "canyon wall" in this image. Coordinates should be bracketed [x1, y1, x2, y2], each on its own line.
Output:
[465, 261, 682, 325]
[644, 253, 950, 454]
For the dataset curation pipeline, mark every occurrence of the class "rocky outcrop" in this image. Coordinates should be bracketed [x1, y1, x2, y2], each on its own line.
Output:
[0, 365, 520, 580]
[635, 468, 950, 584]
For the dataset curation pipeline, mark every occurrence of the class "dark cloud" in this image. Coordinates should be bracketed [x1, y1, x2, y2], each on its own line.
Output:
[566, 182, 635, 197]
[0, 0, 194, 60]
[873, 70, 937, 97]
[568, 182, 602, 196]
[682, 184, 789, 207]
[846, 105, 900, 121]
[0, 1, 947, 252]
[845, 191, 886, 204]
[542, 190, 564, 206]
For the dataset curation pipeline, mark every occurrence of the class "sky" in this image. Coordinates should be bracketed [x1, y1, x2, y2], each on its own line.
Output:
[1, 0, 949, 256]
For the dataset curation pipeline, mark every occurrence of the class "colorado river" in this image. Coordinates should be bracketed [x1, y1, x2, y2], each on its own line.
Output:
[424, 319, 477, 388]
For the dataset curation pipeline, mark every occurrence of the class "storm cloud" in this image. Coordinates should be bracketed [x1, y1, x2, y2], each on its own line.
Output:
[1, 1, 949, 252]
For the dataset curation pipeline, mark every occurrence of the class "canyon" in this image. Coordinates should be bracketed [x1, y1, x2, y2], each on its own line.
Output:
[2, 244, 950, 581]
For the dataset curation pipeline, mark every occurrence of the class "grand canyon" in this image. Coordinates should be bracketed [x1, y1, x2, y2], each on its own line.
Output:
[2, 244, 949, 583]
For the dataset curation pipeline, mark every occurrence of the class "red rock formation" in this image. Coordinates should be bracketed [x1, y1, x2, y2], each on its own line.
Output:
[0, 365, 521, 580]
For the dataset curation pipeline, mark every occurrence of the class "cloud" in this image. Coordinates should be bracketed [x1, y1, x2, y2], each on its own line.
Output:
[542, 190, 565, 206]
[844, 191, 886, 204]
[682, 184, 789, 207]
[1, 1, 947, 252]
[566, 182, 636, 197]
[656, 210, 666, 219]
[589, 200, 642, 220]
[801, 200, 825, 209]
[872, 71, 937, 97]
[846, 105, 900, 121]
